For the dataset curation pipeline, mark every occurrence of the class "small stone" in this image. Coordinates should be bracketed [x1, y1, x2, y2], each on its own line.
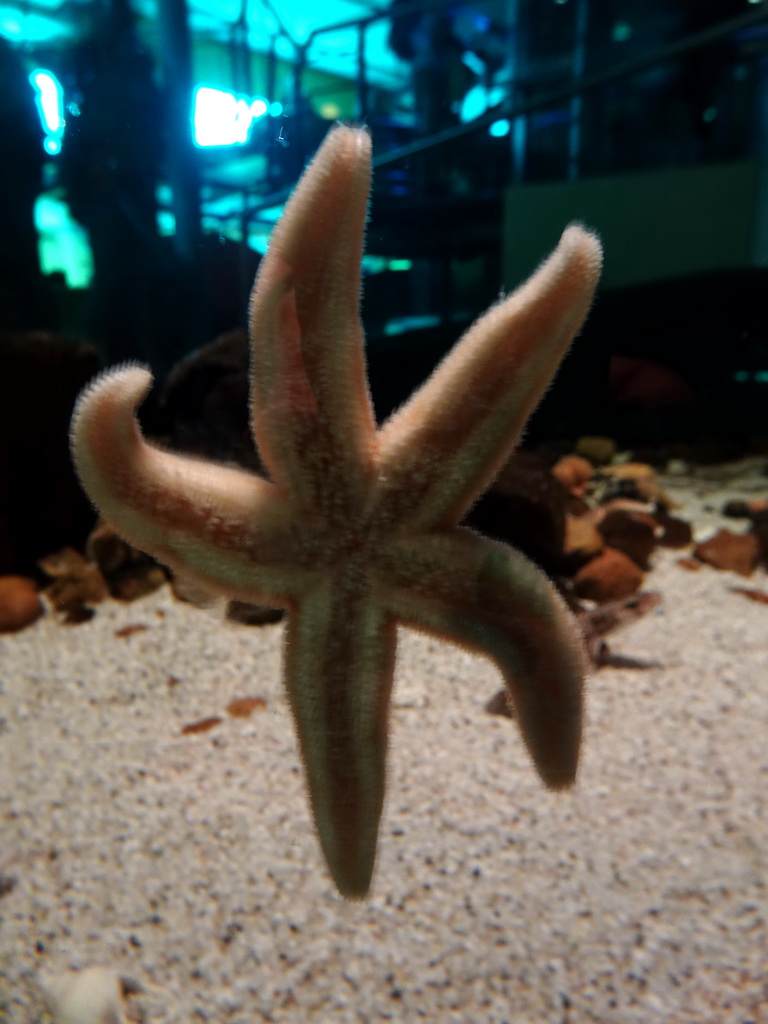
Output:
[563, 513, 604, 564]
[551, 455, 594, 498]
[40, 967, 130, 1024]
[573, 547, 644, 601]
[0, 575, 43, 632]
[596, 509, 657, 570]
[655, 511, 693, 549]
[693, 529, 760, 577]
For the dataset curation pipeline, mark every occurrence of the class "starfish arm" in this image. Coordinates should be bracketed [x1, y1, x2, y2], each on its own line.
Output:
[283, 571, 397, 898]
[248, 125, 378, 515]
[70, 365, 309, 604]
[383, 529, 585, 789]
[375, 225, 602, 530]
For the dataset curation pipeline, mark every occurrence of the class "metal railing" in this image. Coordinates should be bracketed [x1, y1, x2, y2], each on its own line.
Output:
[236, 1, 768, 221]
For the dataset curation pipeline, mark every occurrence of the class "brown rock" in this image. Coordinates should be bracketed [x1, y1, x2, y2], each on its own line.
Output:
[39, 547, 108, 619]
[157, 329, 262, 472]
[596, 508, 657, 570]
[551, 455, 594, 498]
[86, 521, 167, 601]
[226, 696, 267, 717]
[466, 452, 569, 576]
[563, 513, 604, 568]
[752, 523, 768, 568]
[573, 547, 644, 601]
[655, 510, 693, 548]
[85, 521, 134, 574]
[0, 576, 43, 632]
[693, 529, 760, 577]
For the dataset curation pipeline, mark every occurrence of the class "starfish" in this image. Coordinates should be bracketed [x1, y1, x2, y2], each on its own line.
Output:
[70, 125, 602, 898]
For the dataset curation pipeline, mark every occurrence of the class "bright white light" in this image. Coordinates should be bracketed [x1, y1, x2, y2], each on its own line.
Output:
[29, 69, 65, 154]
[194, 86, 253, 147]
[30, 70, 63, 131]
[250, 97, 269, 119]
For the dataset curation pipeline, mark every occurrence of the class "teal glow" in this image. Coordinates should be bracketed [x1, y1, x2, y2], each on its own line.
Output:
[34, 195, 93, 288]
[29, 68, 65, 154]
[157, 209, 176, 237]
[388, 259, 412, 271]
[0, 10, 21, 37]
[269, 101, 284, 117]
[0, 8, 72, 43]
[460, 83, 505, 124]
[489, 119, 510, 138]
[250, 97, 269, 118]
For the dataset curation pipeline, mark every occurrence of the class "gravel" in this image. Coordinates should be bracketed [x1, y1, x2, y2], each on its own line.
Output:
[1, 464, 767, 1023]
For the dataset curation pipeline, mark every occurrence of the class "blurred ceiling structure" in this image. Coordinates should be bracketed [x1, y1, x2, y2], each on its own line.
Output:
[0, 0, 405, 86]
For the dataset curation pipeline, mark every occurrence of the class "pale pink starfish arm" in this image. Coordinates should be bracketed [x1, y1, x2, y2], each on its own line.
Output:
[375, 225, 602, 530]
[249, 126, 378, 515]
[283, 574, 396, 898]
[382, 530, 584, 788]
[70, 365, 309, 603]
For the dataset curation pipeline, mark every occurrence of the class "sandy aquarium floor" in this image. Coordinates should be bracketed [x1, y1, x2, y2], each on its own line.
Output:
[1, 466, 768, 1023]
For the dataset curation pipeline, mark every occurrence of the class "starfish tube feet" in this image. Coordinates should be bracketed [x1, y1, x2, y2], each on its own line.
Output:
[70, 124, 602, 898]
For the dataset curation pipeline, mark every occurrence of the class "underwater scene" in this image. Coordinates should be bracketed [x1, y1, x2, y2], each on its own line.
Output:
[1, 1, 768, 1021]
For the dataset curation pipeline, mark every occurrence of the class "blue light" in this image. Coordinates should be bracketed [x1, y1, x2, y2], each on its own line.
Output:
[489, 119, 510, 138]
[268, 101, 283, 117]
[29, 69, 65, 154]
[460, 83, 505, 124]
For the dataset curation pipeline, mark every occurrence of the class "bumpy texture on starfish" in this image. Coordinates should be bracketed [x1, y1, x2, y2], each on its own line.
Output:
[70, 125, 602, 898]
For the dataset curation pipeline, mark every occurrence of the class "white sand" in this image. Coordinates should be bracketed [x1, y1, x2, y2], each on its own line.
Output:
[1, 465, 767, 1023]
